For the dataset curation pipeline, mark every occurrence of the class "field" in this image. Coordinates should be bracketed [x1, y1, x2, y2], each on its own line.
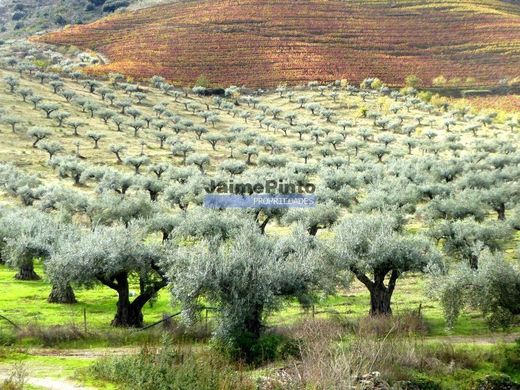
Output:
[1, 35, 520, 389]
[455, 94, 520, 113]
[34, 0, 520, 87]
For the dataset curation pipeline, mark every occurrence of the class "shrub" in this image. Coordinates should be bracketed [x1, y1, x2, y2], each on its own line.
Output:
[0, 363, 27, 390]
[395, 376, 441, 390]
[474, 374, 519, 390]
[499, 338, 520, 374]
[356, 310, 428, 337]
[91, 339, 255, 390]
[11, 11, 25, 21]
[218, 331, 300, 364]
[103, 0, 129, 13]
[16, 323, 84, 347]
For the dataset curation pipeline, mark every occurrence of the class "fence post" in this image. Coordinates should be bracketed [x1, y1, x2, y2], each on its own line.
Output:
[312, 304, 315, 319]
[83, 308, 87, 333]
[205, 308, 208, 333]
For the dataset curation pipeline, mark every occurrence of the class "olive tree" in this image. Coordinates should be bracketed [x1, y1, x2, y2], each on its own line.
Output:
[38, 141, 63, 160]
[283, 201, 340, 236]
[0, 208, 52, 280]
[328, 213, 441, 315]
[168, 225, 321, 360]
[38, 102, 60, 118]
[46, 224, 167, 327]
[3, 115, 23, 133]
[432, 251, 520, 329]
[27, 127, 51, 148]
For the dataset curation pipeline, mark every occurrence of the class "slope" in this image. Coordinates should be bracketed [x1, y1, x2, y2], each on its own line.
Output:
[31, 0, 520, 87]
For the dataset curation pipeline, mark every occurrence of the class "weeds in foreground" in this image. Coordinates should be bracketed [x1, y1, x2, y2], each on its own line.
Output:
[0, 363, 27, 390]
[273, 316, 520, 389]
[90, 336, 255, 390]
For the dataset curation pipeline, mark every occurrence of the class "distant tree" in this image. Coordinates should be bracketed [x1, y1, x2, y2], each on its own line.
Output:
[109, 144, 126, 163]
[127, 107, 142, 120]
[136, 176, 165, 201]
[3, 115, 22, 133]
[83, 79, 101, 93]
[50, 157, 89, 186]
[27, 127, 51, 148]
[86, 132, 104, 149]
[124, 156, 150, 174]
[241, 146, 258, 165]
[149, 163, 170, 179]
[51, 110, 70, 127]
[49, 80, 64, 94]
[404, 74, 422, 88]
[127, 119, 146, 137]
[193, 126, 209, 140]
[3, 75, 19, 93]
[134, 92, 147, 104]
[29, 95, 43, 109]
[171, 142, 194, 165]
[39, 141, 63, 160]
[112, 115, 126, 132]
[305, 102, 321, 115]
[18, 87, 33, 102]
[297, 96, 309, 108]
[115, 99, 132, 114]
[38, 102, 60, 118]
[68, 120, 85, 136]
[326, 134, 343, 150]
[204, 134, 224, 151]
[186, 153, 210, 173]
[97, 109, 115, 125]
[219, 159, 246, 176]
[153, 132, 167, 148]
[284, 201, 340, 236]
[61, 90, 76, 102]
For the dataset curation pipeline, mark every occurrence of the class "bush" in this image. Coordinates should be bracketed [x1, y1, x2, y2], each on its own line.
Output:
[394, 377, 441, 390]
[91, 339, 255, 390]
[356, 310, 428, 337]
[0, 331, 16, 346]
[474, 374, 519, 390]
[219, 331, 298, 364]
[103, 0, 129, 12]
[11, 11, 25, 21]
[500, 338, 520, 373]
[16, 323, 84, 347]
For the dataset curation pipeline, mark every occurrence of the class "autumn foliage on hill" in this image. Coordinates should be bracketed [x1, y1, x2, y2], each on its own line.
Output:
[36, 0, 520, 87]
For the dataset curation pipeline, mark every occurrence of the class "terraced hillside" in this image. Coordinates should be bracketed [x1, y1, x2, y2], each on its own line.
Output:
[36, 0, 520, 87]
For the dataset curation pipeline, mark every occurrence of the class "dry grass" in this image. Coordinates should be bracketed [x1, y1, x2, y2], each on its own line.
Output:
[15, 323, 85, 347]
[271, 315, 492, 388]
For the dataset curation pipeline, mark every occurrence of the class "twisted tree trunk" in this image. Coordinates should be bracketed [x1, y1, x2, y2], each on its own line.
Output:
[15, 263, 40, 280]
[48, 284, 77, 304]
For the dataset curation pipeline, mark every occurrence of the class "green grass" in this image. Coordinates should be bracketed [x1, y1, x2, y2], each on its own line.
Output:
[1, 262, 516, 346]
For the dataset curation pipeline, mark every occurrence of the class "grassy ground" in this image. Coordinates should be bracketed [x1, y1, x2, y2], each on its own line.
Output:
[1, 261, 517, 343]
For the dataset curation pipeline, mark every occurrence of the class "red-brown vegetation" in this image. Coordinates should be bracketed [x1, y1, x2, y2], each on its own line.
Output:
[36, 0, 520, 87]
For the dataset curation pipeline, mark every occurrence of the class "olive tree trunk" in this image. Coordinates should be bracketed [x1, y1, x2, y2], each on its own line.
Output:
[15, 263, 40, 280]
[48, 284, 77, 304]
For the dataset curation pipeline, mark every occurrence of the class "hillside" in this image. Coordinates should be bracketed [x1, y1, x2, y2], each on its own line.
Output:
[35, 0, 520, 87]
[0, 0, 143, 38]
